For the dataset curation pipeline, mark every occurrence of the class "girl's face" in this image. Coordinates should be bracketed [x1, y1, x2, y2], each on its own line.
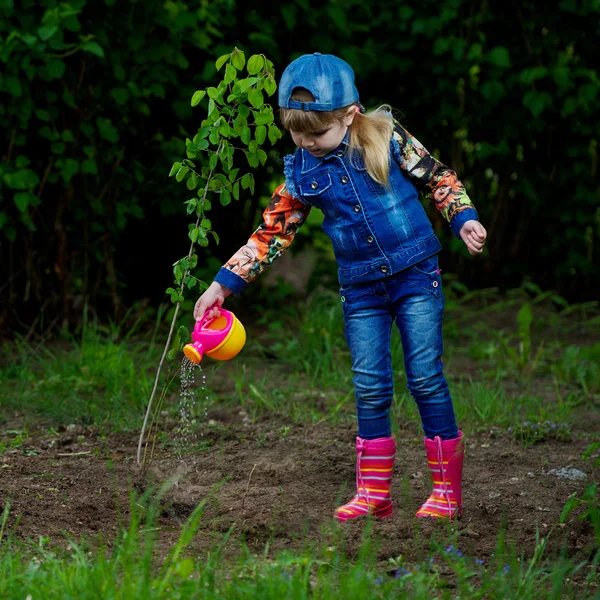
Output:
[290, 108, 356, 157]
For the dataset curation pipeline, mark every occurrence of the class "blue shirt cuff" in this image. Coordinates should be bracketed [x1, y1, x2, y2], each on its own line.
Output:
[450, 208, 479, 238]
[214, 267, 247, 295]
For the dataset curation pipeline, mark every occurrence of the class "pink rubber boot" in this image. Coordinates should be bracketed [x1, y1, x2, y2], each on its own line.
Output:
[334, 436, 396, 522]
[416, 430, 464, 519]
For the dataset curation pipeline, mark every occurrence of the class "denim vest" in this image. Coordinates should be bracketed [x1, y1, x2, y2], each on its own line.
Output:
[283, 136, 442, 285]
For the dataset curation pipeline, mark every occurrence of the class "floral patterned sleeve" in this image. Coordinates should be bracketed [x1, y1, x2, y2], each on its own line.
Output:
[213, 183, 311, 295]
[392, 121, 478, 237]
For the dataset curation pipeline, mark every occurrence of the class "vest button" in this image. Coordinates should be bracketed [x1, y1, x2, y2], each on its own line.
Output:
[354, 204, 361, 212]
[380, 265, 389, 273]
[336, 150, 344, 157]
[341, 176, 349, 184]
[310, 181, 318, 190]
[367, 236, 374, 243]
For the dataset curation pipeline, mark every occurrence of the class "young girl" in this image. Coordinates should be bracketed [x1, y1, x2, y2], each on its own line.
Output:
[194, 53, 487, 522]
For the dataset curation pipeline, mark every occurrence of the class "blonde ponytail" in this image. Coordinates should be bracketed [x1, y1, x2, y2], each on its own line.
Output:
[349, 107, 394, 187]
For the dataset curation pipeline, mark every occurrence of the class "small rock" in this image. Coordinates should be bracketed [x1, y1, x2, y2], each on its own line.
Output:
[546, 466, 587, 481]
[527, 472, 535, 478]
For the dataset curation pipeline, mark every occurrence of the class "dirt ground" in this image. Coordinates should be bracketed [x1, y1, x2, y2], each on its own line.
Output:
[1, 407, 598, 575]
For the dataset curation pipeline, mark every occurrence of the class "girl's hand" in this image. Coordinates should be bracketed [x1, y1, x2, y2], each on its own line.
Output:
[194, 281, 232, 321]
[460, 220, 487, 255]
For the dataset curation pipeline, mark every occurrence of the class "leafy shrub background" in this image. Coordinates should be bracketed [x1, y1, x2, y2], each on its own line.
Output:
[1, 0, 598, 328]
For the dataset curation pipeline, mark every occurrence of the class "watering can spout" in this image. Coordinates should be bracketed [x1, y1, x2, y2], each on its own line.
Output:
[183, 342, 204, 364]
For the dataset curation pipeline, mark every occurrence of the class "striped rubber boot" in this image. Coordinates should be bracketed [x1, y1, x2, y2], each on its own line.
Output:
[416, 430, 464, 519]
[334, 436, 396, 522]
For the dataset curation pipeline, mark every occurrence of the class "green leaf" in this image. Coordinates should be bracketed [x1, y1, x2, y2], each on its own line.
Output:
[37, 25, 58, 41]
[247, 89, 264, 108]
[231, 48, 245, 70]
[14, 192, 36, 213]
[238, 104, 250, 119]
[254, 107, 273, 125]
[187, 172, 198, 190]
[82, 158, 97, 175]
[268, 125, 282, 144]
[244, 151, 259, 168]
[5, 76, 22, 97]
[236, 77, 258, 93]
[96, 118, 119, 143]
[215, 53, 231, 71]
[210, 231, 220, 245]
[247, 54, 265, 75]
[35, 109, 51, 122]
[241, 173, 252, 190]
[191, 90, 206, 107]
[281, 5, 296, 29]
[46, 60, 66, 79]
[62, 130, 75, 143]
[109, 87, 129, 105]
[218, 121, 231, 137]
[241, 126, 251, 145]
[523, 91, 552, 118]
[224, 63, 237, 85]
[175, 166, 189, 182]
[258, 149, 267, 165]
[190, 227, 199, 242]
[220, 189, 232, 206]
[209, 153, 218, 170]
[486, 46, 511, 68]
[82, 41, 105, 58]
[208, 98, 215, 116]
[233, 181, 240, 200]
[263, 76, 277, 97]
[51, 141, 65, 154]
[169, 162, 182, 177]
[60, 159, 79, 184]
[207, 87, 219, 99]
[255, 125, 266, 145]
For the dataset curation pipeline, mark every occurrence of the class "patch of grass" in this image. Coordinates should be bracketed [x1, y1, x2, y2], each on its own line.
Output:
[0, 327, 158, 430]
[0, 490, 597, 599]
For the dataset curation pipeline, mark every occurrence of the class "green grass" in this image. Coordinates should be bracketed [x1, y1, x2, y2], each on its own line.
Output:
[0, 490, 597, 600]
[0, 321, 160, 430]
[1, 283, 599, 598]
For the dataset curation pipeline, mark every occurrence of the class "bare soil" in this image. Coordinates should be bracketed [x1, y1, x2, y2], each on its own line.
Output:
[1, 410, 598, 571]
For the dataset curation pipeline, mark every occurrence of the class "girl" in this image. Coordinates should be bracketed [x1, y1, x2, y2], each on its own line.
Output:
[194, 53, 487, 522]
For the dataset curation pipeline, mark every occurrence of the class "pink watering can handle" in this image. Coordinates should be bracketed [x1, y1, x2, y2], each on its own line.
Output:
[194, 308, 233, 334]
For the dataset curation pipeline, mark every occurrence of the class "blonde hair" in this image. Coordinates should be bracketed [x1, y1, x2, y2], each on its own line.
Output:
[279, 89, 394, 187]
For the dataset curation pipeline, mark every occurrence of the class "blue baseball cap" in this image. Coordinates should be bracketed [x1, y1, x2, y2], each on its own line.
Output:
[278, 52, 359, 111]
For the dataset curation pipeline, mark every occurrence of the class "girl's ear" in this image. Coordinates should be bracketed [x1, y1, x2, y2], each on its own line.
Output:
[343, 105, 358, 127]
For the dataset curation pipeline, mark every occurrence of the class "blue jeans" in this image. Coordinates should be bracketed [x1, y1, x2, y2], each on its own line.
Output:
[340, 254, 459, 441]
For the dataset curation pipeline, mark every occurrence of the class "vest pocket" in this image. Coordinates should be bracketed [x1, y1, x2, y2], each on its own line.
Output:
[298, 172, 338, 218]
[298, 172, 333, 197]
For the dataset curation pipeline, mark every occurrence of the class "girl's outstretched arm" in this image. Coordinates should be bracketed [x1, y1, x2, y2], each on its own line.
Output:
[212, 184, 311, 295]
[391, 121, 478, 238]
